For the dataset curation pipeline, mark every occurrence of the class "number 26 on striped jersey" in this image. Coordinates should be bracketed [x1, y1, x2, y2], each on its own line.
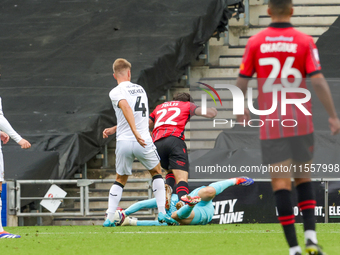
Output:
[259, 57, 302, 93]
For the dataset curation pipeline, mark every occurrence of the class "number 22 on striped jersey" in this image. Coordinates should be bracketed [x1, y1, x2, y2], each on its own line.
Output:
[154, 108, 181, 128]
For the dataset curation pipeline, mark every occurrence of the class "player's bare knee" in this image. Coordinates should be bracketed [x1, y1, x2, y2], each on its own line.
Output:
[199, 186, 215, 200]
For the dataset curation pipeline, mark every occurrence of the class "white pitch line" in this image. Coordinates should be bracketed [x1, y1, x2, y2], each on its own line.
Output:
[30, 230, 340, 235]
[37, 231, 215, 235]
[34, 231, 280, 235]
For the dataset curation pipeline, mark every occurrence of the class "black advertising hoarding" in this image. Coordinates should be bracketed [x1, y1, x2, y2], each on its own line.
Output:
[188, 181, 340, 224]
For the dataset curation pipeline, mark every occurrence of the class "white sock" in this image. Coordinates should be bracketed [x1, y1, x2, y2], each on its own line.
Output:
[107, 184, 123, 222]
[152, 177, 166, 214]
[289, 246, 302, 255]
[305, 230, 317, 244]
[0, 196, 4, 232]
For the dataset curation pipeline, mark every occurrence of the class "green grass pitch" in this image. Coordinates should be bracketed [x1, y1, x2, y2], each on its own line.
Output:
[1, 223, 339, 255]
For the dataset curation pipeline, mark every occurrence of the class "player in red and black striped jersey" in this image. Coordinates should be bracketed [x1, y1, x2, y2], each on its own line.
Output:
[235, 1, 340, 255]
[149, 93, 217, 205]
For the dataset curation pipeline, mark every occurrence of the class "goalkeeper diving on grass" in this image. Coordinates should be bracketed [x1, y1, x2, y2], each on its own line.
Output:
[109, 177, 254, 226]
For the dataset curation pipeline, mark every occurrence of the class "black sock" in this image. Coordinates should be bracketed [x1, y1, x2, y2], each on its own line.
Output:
[175, 181, 189, 201]
[114, 181, 124, 188]
[275, 189, 299, 248]
[165, 172, 176, 190]
[296, 182, 316, 231]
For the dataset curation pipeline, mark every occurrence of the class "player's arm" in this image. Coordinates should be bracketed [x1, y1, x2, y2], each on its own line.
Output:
[171, 209, 195, 225]
[310, 73, 340, 135]
[149, 109, 155, 131]
[305, 38, 340, 134]
[235, 38, 255, 123]
[194, 107, 217, 118]
[118, 99, 147, 147]
[0, 115, 31, 149]
[103, 126, 117, 138]
[148, 118, 154, 131]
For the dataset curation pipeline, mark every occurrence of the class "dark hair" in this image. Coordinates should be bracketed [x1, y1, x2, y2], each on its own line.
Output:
[268, 0, 292, 16]
[173, 92, 194, 103]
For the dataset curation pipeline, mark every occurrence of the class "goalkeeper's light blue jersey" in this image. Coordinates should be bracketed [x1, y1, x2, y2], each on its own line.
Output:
[167, 194, 179, 216]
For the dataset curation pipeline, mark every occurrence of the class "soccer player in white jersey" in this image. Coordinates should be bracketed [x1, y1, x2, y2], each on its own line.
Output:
[0, 97, 31, 238]
[103, 58, 166, 227]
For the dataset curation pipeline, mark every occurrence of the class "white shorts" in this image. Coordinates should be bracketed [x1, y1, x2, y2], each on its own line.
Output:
[115, 140, 160, 175]
[0, 152, 4, 182]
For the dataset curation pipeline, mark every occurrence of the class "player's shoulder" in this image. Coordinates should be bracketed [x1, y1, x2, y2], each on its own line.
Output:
[176, 100, 194, 111]
[109, 85, 119, 94]
[244, 32, 265, 51]
[291, 28, 315, 43]
[248, 27, 271, 43]
[109, 85, 122, 97]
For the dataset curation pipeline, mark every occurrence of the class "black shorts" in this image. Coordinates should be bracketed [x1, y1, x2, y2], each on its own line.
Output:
[261, 133, 314, 165]
[154, 136, 189, 172]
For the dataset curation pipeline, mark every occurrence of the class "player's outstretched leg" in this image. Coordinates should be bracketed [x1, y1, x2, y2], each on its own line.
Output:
[236, 177, 254, 186]
[125, 198, 157, 216]
[208, 177, 254, 196]
[176, 195, 200, 220]
[128, 219, 167, 226]
[181, 195, 201, 206]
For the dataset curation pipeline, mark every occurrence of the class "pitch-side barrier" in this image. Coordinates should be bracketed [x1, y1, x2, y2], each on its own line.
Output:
[2, 178, 339, 225]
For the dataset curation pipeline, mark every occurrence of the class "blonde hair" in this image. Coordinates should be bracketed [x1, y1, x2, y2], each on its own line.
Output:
[112, 58, 131, 76]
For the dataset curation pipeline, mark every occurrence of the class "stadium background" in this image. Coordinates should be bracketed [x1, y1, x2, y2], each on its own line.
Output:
[0, 0, 340, 227]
